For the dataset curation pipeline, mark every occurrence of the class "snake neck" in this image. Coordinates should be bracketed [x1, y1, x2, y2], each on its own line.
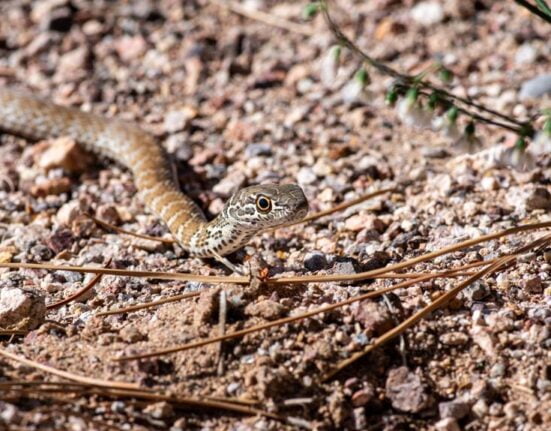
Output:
[186, 216, 254, 258]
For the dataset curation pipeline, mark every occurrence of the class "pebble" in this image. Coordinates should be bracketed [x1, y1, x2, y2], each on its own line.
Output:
[245, 143, 272, 157]
[164, 107, 196, 133]
[351, 385, 375, 407]
[480, 176, 499, 191]
[464, 282, 490, 301]
[114, 35, 147, 62]
[525, 187, 551, 210]
[30, 177, 71, 197]
[352, 300, 393, 336]
[56, 201, 83, 226]
[143, 402, 173, 419]
[524, 276, 543, 294]
[472, 398, 488, 417]
[519, 74, 551, 100]
[244, 300, 289, 320]
[440, 332, 469, 346]
[0, 402, 19, 424]
[439, 399, 469, 420]
[385, 367, 431, 413]
[303, 251, 328, 271]
[435, 418, 461, 431]
[296, 167, 317, 186]
[212, 171, 246, 196]
[57, 46, 90, 80]
[38, 137, 92, 172]
[515, 43, 538, 65]
[411, 1, 445, 26]
[0, 287, 46, 330]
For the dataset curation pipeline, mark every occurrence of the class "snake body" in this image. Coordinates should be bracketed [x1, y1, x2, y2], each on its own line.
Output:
[0, 88, 308, 263]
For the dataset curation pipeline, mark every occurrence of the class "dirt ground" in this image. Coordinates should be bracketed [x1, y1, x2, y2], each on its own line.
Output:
[0, 0, 550, 430]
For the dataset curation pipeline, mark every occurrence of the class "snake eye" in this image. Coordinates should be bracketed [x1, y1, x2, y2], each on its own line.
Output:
[255, 195, 272, 213]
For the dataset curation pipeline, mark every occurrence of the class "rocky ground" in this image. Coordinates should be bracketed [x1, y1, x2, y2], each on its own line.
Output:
[0, 0, 550, 430]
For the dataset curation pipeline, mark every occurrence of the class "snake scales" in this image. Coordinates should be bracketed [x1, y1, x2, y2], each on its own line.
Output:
[0, 88, 308, 270]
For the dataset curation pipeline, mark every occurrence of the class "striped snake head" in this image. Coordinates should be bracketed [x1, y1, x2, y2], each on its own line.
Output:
[224, 183, 308, 231]
[186, 183, 308, 258]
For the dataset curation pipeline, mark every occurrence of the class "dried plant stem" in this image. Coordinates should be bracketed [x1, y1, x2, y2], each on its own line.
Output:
[0, 347, 139, 390]
[2, 222, 550, 286]
[267, 221, 551, 284]
[114, 265, 486, 362]
[85, 213, 175, 244]
[96, 290, 202, 317]
[323, 233, 551, 380]
[47, 259, 111, 310]
[211, 0, 314, 36]
[0, 354, 281, 419]
[286, 187, 397, 226]
[320, 0, 532, 134]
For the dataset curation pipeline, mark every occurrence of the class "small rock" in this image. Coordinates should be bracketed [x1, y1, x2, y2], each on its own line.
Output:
[120, 326, 145, 343]
[96, 204, 121, 225]
[164, 107, 197, 133]
[480, 176, 499, 191]
[114, 35, 147, 62]
[519, 74, 551, 100]
[440, 331, 469, 346]
[303, 251, 328, 271]
[470, 326, 496, 357]
[0, 287, 46, 330]
[193, 288, 220, 326]
[57, 47, 90, 80]
[515, 43, 538, 65]
[439, 399, 470, 419]
[245, 299, 288, 320]
[471, 398, 488, 417]
[30, 177, 71, 197]
[345, 214, 372, 232]
[297, 167, 317, 186]
[352, 300, 393, 336]
[435, 418, 461, 431]
[351, 385, 375, 407]
[0, 402, 20, 424]
[464, 282, 490, 301]
[385, 367, 431, 413]
[411, 1, 445, 26]
[525, 188, 551, 210]
[212, 171, 246, 196]
[330, 260, 358, 285]
[245, 143, 272, 157]
[143, 402, 173, 419]
[353, 407, 366, 430]
[38, 137, 93, 172]
[46, 228, 74, 254]
[524, 276, 543, 294]
[57, 201, 83, 226]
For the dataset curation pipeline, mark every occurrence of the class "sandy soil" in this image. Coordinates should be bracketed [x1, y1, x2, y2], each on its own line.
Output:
[0, 0, 550, 430]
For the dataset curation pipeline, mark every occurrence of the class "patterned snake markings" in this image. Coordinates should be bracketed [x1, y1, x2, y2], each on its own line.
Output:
[0, 88, 308, 271]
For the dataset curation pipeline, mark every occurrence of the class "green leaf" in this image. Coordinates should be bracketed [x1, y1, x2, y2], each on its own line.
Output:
[385, 88, 398, 106]
[535, 0, 551, 17]
[515, 137, 527, 151]
[438, 67, 454, 83]
[446, 106, 459, 123]
[303, 2, 319, 20]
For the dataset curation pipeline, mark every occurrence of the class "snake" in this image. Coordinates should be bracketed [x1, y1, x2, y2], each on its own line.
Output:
[0, 88, 308, 271]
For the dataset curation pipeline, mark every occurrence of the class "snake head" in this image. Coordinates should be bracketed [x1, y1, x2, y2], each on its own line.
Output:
[224, 183, 308, 231]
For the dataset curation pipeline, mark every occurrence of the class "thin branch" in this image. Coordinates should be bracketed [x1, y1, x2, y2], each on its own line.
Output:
[211, 0, 314, 35]
[47, 259, 111, 310]
[514, 0, 551, 23]
[323, 233, 551, 379]
[113, 265, 488, 362]
[85, 213, 175, 244]
[96, 290, 201, 317]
